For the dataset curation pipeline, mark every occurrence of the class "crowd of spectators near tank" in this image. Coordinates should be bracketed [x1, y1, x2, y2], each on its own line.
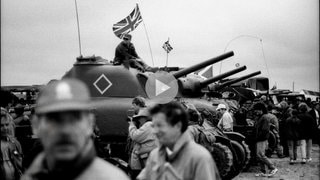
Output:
[1, 85, 320, 179]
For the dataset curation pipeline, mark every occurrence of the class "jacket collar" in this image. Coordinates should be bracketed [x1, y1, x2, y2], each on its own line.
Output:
[24, 140, 96, 180]
[159, 131, 191, 162]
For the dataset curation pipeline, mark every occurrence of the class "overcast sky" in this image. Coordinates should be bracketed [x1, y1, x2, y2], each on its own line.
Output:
[1, 0, 319, 92]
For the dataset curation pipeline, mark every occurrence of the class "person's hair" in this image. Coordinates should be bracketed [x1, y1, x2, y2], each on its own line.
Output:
[187, 108, 202, 125]
[279, 101, 289, 109]
[149, 101, 188, 132]
[291, 109, 298, 116]
[1, 107, 15, 136]
[298, 102, 308, 113]
[132, 96, 146, 107]
[253, 102, 267, 114]
[14, 104, 24, 116]
[267, 105, 273, 111]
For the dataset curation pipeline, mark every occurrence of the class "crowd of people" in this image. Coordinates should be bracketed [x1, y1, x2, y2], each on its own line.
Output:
[234, 96, 320, 177]
[1, 77, 319, 180]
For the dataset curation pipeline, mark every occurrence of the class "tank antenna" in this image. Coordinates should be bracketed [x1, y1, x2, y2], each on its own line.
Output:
[74, 0, 82, 57]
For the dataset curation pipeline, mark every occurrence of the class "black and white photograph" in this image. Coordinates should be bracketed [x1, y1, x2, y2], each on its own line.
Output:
[1, 0, 319, 179]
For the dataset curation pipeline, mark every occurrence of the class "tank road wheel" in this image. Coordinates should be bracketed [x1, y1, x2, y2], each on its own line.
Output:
[241, 140, 251, 171]
[224, 140, 246, 180]
[210, 143, 233, 178]
[231, 140, 246, 167]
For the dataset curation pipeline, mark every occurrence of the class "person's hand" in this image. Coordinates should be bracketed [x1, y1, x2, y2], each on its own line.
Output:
[247, 119, 254, 126]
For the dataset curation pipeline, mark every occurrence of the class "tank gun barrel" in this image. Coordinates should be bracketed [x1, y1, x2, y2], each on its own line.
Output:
[200, 66, 247, 88]
[215, 71, 261, 90]
[173, 51, 234, 79]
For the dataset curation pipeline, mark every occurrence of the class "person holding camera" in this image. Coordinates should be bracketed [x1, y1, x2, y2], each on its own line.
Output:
[128, 108, 157, 180]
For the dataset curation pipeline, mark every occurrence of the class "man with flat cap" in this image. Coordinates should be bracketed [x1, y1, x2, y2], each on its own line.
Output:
[21, 78, 129, 180]
[114, 34, 150, 71]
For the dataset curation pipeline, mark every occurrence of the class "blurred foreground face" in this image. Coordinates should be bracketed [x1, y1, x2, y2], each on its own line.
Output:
[152, 112, 181, 148]
[35, 111, 92, 161]
[1, 118, 11, 137]
[1, 112, 14, 137]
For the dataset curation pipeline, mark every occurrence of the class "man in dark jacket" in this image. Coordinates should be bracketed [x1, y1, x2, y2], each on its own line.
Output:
[253, 102, 278, 177]
[309, 101, 320, 145]
[114, 34, 149, 71]
[21, 79, 129, 180]
[284, 109, 301, 164]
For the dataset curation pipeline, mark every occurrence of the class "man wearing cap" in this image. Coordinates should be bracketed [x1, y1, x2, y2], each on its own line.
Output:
[128, 108, 157, 179]
[114, 34, 150, 71]
[21, 79, 129, 180]
[216, 104, 233, 132]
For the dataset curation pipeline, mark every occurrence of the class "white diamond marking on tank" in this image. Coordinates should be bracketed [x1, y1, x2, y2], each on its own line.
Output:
[93, 74, 113, 95]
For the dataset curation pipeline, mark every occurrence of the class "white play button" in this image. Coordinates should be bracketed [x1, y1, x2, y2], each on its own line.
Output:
[145, 71, 179, 104]
[155, 79, 170, 96]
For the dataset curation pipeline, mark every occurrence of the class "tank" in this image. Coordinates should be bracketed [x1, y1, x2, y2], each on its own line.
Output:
[62, 51, 262, 179]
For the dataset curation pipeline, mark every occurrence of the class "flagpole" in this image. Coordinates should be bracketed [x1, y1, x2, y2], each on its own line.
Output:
[137, 4, 155, 67]
[166, 51, 169, 67]
[166, 38, 169, 66]
[74, 0, 82, 57]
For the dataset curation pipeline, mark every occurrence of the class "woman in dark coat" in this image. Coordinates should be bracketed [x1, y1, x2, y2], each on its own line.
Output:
[297, 103, 316, 163]
[284, 109, 301, 164]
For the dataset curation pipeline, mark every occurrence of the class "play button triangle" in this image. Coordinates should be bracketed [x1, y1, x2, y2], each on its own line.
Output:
[145, 71, 179, 104]
[155, 79, 170, 96]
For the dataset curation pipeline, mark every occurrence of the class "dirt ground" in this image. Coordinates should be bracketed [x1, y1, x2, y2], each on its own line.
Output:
[234, 144, 320, 180]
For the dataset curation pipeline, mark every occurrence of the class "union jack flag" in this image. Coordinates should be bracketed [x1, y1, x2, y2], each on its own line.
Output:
[162, 40, 173, 53]
[113, 4, 143, 39]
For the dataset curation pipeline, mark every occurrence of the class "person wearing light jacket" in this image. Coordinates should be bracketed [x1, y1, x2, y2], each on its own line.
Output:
[137, 102, 220, 180]
[128, 108, 157, 179]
